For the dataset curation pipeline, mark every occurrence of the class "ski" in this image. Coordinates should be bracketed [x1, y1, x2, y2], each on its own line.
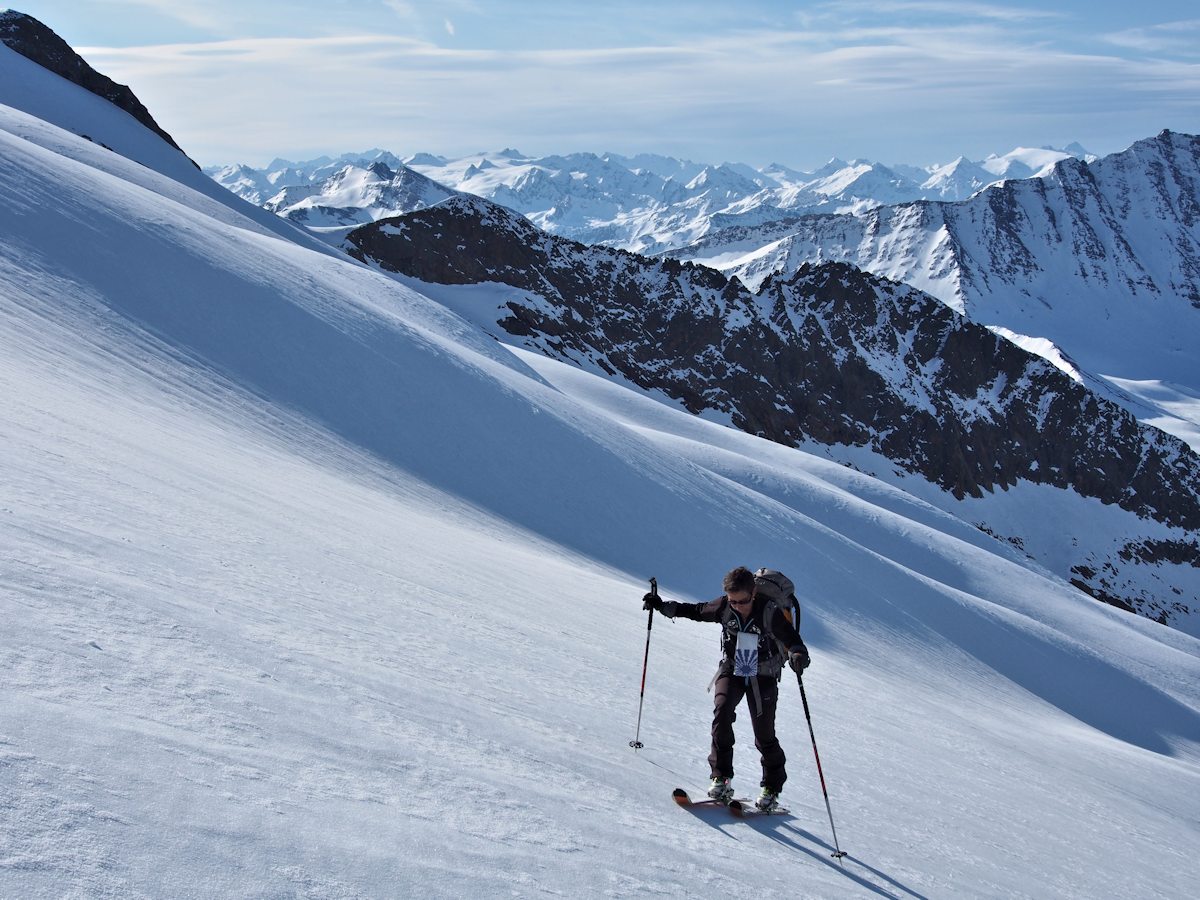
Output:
[673, 788, 789, 816]
[728, 797, 789, 817]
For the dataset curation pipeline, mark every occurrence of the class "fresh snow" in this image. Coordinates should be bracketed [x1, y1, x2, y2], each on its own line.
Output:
[987, 326, 1083, 383]
[3, 45, 1199, 900]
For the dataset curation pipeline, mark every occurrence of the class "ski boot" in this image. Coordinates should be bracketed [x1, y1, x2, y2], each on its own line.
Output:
[754, 786, 781, 812]
[707, 776, 734, 803]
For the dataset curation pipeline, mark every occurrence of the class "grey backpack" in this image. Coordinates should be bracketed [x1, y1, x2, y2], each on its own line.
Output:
[755, 568, 802, 665]
[754, 568, 797, 610]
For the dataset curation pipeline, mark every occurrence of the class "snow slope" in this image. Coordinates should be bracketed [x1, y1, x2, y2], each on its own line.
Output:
[4, 72, 1200, 900]
[0, 41, 335, 257]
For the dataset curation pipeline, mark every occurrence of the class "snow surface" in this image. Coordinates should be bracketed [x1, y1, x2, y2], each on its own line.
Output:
[3, 61, 1199, 900]
[392, 276, 1200, 638]
[0, 43, 335, 258]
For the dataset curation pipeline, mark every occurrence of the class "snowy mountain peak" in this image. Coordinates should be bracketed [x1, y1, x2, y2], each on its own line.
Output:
[214, 143, 1112, 254]
[402, 151, 447, 167]
[979, 144, 1089, 178]
[684, 164, 761, 196]
[813, 156, 849, 175]
[675, 130, 1200, 453]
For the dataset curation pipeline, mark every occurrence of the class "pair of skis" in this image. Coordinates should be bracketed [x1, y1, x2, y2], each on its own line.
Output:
[672, 787, 788, 818]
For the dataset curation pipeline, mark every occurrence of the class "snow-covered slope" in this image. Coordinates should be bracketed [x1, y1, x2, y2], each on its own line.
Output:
[210, 145, 1090, 256]
[4, 92, 1200, 899]
[673, 131, 1200, 446]
[0, 27, 334, 257]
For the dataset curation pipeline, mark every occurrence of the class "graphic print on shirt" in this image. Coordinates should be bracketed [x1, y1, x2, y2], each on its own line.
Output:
[734, 630, 759, 677]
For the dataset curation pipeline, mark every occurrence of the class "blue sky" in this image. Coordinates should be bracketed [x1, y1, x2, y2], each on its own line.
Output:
[9, 1, 1199, 168]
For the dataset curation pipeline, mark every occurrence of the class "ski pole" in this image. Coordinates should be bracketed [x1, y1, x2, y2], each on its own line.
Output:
[630, 577, 657, 750]
[797, 671, 847, 862]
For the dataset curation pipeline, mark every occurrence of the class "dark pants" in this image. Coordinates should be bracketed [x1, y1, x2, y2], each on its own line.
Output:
[709, 673, 786, 791]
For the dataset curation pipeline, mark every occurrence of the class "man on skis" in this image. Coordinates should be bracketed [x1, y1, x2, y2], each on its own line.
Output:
[643, 566, 810, 812]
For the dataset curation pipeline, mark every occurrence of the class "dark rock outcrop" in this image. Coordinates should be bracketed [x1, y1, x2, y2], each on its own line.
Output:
[0, 9, 194, 164]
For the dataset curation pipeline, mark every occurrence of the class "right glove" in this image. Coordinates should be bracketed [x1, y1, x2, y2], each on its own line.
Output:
[789, 646, 811, 672]
[642, 592, 662, 611]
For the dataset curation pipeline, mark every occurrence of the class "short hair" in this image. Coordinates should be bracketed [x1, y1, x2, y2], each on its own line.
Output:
[723, 566, 755, 594]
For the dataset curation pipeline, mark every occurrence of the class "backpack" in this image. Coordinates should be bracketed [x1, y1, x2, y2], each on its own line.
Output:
[754, 568, 801, 672]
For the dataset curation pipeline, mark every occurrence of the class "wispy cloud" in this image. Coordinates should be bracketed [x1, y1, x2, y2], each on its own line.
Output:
[76, 7, 1199, 169]
[1103, 19, 1200, 58]
[107, 0, 233, 32]
[810, 0, 1065, 23]
[382, 0, 418, 18]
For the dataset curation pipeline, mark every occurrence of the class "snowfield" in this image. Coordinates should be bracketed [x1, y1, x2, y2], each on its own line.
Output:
[2, 44, 1200, 900]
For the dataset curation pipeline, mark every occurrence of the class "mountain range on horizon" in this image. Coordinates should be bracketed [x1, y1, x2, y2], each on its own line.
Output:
[3, 10, 1200, 897]
[213, 132, 1200, 456]
[206, 141, 1096, 255]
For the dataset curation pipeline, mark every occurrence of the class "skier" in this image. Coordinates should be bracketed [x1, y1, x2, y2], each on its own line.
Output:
[643, 566, 810, 812]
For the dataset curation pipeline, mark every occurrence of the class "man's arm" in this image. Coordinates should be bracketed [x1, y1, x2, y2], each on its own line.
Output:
[649, 596, 726, 622]
[769, 601, 811, 670]
[769, 602, 806, 650]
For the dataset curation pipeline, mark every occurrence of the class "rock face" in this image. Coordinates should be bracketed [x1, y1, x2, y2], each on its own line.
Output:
[346, 194, 1200, 631]
[0, 9, 191, 161]
[670, 132, 1200, 446]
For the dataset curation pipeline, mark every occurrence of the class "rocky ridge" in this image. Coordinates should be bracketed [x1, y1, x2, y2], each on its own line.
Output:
[670, 131, 1200, 448]
[347, 194, 1200, 630]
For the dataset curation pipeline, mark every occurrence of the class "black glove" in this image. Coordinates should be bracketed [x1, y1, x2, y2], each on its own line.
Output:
[642, 592, 662, 611]
[789, 646, 811, 672]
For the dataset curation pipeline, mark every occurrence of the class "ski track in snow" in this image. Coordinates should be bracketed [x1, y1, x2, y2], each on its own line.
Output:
[2, 69, 1200, 898]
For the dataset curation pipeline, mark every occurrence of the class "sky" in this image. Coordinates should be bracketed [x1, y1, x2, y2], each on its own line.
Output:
[6, 0, 1199, 169]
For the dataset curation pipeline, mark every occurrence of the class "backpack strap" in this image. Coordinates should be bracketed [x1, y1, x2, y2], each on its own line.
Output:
[707, 665, 721, 693]
[749, 674, 765, 714]
[761, 598, 789, 680]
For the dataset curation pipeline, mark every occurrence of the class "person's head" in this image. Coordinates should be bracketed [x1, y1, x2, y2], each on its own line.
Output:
[723, 566, 756, 609]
